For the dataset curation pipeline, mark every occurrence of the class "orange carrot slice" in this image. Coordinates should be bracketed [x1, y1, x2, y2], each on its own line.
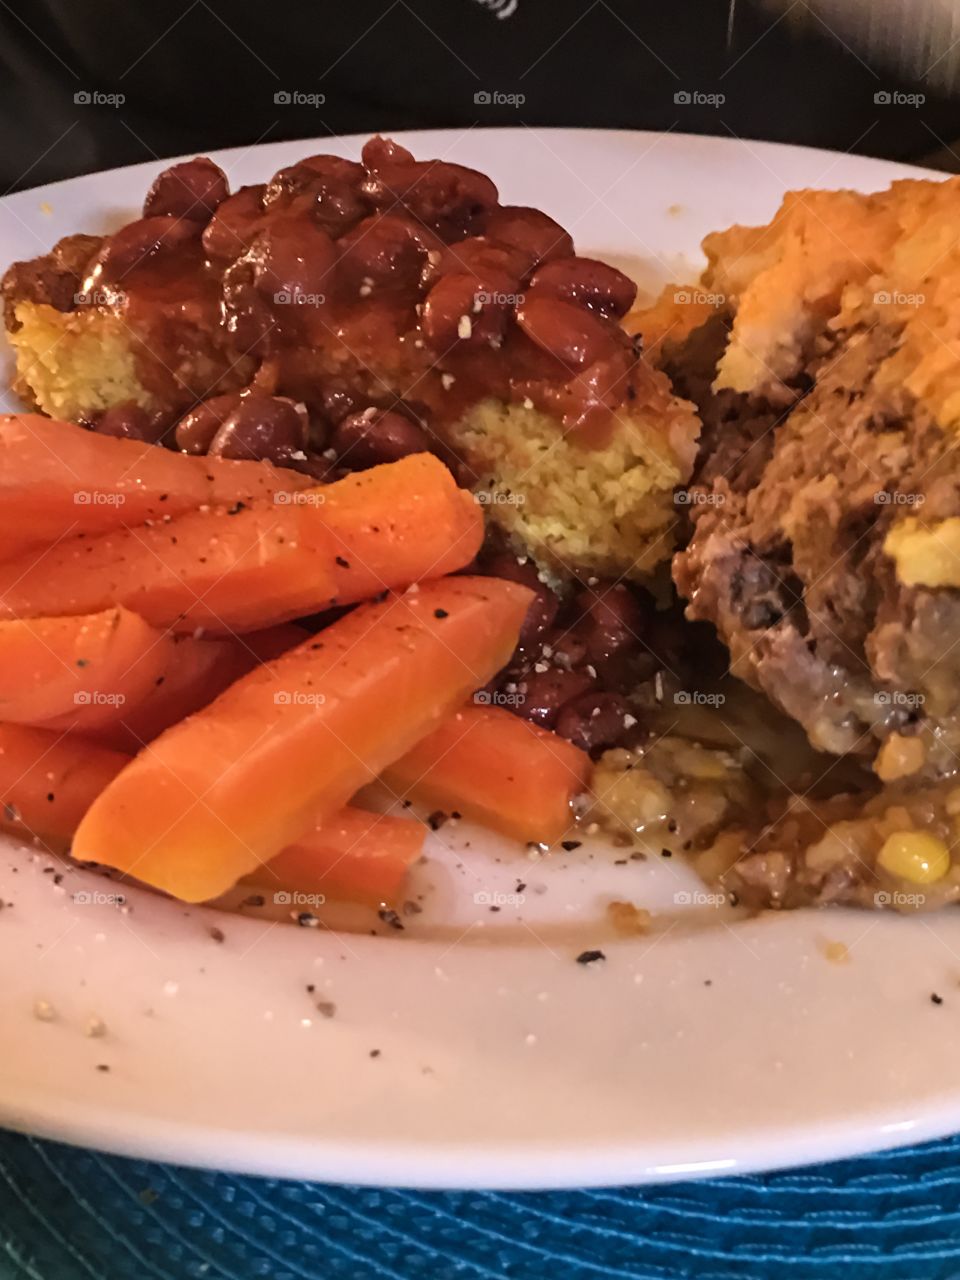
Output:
[0, 501, 339, 633]
[0, 413, 312, 557]
[0, 723, 127, 850]
[248, 807, 425, 905]
[320, 454, 482, 597]
[0, 607, 180, 730]
[0, 455, 483, 634]
[72, 576, 531, 901]
[384, 703, 590, 844]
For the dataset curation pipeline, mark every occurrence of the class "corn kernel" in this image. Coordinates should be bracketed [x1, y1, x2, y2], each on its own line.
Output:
[878, 830, 950, 884]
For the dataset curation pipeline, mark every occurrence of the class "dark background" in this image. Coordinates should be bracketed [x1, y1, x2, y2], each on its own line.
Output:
[0, 0, 956, 191]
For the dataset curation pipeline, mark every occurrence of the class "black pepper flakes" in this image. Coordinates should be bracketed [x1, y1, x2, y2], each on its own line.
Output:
[932, 992, 944, 1005]
[208, 926, 225, 944]
[335, 555, 351, 568]
[297, 912, 320, 928]
[427, 810, 449, 831]
[369, 1048, 381, 1058]
[226, 501, 247, 516]
[561, 840, 581, 852]
[576, 949, 606, 966]
[378, 908, 404, 931]
[660, 848, 673, 858]
[434, 608, 449, 619]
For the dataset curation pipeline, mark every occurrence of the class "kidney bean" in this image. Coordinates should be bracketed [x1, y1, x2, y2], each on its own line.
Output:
[575, 583, 650, 663]
[528, 256, 636, 318]
[516, 297, 623, 369]
[481, 552, 559, 649]
[421, 272, 512, 353]
[331, 408, 433, 469]
[320, 383, 361, 425]
[362, 135, 415, 170]
[544, 627, 588, 670]
[420, 236, 534, 291]
[483, 207, 573, 268]
[245, 214, 337, 304]
[220, 257, 275, 351]
[554, 691, 634, 753]
[174, 393, 245, 454]
[360, 161, 498, 233]
[337, 214, 442, 295]
[93, 402, 166, 444]
[91, 216, 201, 282]
[208, 394, 308, 465]
[517, 667, 595, 729]
[202, 185, 266, 262]
[143, 157, 229, 222]
[264, 157, 368, 235]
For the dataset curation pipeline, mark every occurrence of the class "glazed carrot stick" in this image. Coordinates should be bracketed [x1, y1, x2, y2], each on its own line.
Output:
[247, 807, 425, 905]
[0, 722, 421, 901]
[0, 455, 483, 633]
[383, 703, 590, 844]
[0, 723, 128, 850]
[0, 413, 312, 557]
[72, 577, 532, 901]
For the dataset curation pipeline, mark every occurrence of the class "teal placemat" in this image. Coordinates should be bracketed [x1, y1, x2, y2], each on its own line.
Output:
[4, 1130, 960, 1278]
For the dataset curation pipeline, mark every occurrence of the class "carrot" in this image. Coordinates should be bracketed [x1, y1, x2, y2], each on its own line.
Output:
[72, 576, 532, 901]
[0, 723, 127, 850]
[0, 722, 419, 904]
[0, 456, 483, 634]
[81, 639, 249, 750]
[383, 703, 590, 844]
[247, 807, 425, 905]
[0, 607, 180, 731]
[0, 413, 312, 558]
[319, 454, 483, 597]
[79, 627, 310, 751]
[0, 500, 338, 634]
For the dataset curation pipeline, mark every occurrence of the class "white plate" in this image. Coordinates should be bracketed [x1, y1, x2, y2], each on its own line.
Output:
[0, 129, 956, 1190]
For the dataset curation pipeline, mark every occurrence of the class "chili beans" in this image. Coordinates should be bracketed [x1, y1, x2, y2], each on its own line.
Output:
[143, 158, 229, 222]
[174, 394, 244, 454]
[93, 402, 166, 444]
[516, 297, 624, 369]
[483, 206, 574, 267]
[263, 156, 368, 236]
[554, 692, 634, 753]
[337, 214, 440, 295]
[202, 186, 266, 262]
[481, 552, 559, 649]
[331, 408, 433, 469]
[528, 257, 636, 318]
[360, 160, 499, 233]
[207, 394, 308, 465]
[518, 668, 595, 729]
[421, 273, 512, 352]
[91, 217, 201, 282]
[575, 583, 650, 662]
[249, 215, 337, 303]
